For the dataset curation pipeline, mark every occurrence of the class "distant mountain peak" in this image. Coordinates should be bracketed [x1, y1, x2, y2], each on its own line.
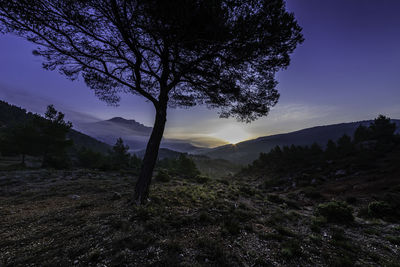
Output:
[107, 116, 126, 122]
[107, 117, 151, 128]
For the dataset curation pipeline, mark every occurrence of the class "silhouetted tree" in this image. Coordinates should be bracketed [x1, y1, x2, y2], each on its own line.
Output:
[325, 139, 337, 160]
[0, 0, 303, 203]
[353, 125, 371, 144]
[8, 120, 41, 165]
[40, 105, 73, 168]
[369, 115, 396, 143]
[310, 142, 323, 154]
[337, 134, 353, 157]
[110, 137, 130, 169]
[176, 154, 200, 178]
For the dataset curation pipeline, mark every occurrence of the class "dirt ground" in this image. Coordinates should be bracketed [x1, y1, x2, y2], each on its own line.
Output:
[0, 169, 399, 266]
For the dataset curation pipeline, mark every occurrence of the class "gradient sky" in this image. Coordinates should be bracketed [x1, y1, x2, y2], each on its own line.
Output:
[1, 0, 400, 145]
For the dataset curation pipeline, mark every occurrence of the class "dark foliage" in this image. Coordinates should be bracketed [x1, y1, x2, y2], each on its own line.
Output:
[244, 115, 400, 181]
[0, 0, 303, 120]
[40, 105, 73, 168]
[110, 137, 131, 169]
[157, 153, 200, 178]
[0, 118, 41, 164]
[0, 103, 73, 169]
[0, 100, 110, 155]
[315, 201, 354, 224]
[77, 138, 142, 171]
[77, 147, 107, 169]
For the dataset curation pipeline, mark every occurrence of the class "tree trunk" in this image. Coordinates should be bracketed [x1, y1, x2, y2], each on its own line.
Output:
[133, 103, 167, 204]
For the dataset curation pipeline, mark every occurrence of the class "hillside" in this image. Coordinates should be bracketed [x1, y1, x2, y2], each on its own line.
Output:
[203, 120, 400, 164]
[0, 100, 110, 154]
[135, 147, 183, 160]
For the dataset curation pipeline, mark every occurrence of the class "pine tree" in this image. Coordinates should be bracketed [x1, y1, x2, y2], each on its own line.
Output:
[40, 105, 73, 168]
[110, 138, 130, 169]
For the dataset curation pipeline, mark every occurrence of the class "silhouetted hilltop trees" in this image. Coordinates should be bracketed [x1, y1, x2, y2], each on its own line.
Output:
[0, 100, 115, 169]
[245, 115, 400, 178]
[0, 100, 33, 127]
[0, 104, 73, 168]
[0, 100, 110, 155]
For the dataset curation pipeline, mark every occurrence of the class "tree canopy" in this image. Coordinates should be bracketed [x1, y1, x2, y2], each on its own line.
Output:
[0, 0, 303, 121]
[0, 0, 303, 203]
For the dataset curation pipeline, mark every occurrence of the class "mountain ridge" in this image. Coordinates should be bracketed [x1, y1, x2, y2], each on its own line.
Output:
[201, 119, 400, 164]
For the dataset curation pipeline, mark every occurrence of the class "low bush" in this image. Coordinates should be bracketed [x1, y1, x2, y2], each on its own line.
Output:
[281, 240, 302, 259]
[267, 194, 285, 204]
[194, 175, 210, 184]
[310, 216, 327, 233]
[315, 201, 354, 224]
[302, 186, 322, 199]
[368, 201, 393, 220]
[155, 169, 171, 183]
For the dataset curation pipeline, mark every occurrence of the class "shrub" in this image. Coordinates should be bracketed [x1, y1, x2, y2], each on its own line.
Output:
[329, 254, 355, 267]
[267, 194, 284, 204]
[155, 169, 171, 183]
[198, 210, 214, 223]
[239, 185, 256, 196]
[368, 201, 393, 219]
[77, 147, 106, 169]
[315, 201, 354, 224]
[386, 236, 400, 246]
[281, 240, 302, 259]
[194, 175, 210, 184]
[222, 215, 241, 235]
[310, 216, 327, 233]
[345, 196, 357, 204]
[302, 186, 322, 199]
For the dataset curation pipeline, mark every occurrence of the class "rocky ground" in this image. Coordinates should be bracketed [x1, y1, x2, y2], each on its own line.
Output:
[0, 169, 399, 266]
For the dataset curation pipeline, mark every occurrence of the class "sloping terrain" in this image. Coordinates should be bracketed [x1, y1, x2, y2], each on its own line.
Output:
[1, 168, 399, 266]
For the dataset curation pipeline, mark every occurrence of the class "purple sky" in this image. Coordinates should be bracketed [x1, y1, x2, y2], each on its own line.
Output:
[1, 0, 400, 145]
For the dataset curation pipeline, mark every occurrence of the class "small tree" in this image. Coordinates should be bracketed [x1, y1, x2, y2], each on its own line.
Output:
[176, 154, 200, 178]
[0, 0, 303, 203]
[353, 125, 371, 144]
[325, 139, 337, 160]
[337, 134, 353, 157]
[40, 105, 73, 168]
[369, 115, 396, 143]
[110, 137, 130, 169]
[8, 120, 41, 165]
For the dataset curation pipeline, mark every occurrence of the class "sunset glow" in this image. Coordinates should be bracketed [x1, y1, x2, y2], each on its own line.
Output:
[211, 124, 253, 144]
